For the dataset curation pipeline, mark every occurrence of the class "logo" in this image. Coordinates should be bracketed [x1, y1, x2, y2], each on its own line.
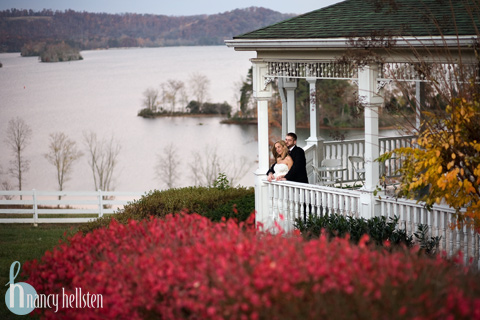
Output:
[5, 261, 37, 315]
[5, 261, 103, 315]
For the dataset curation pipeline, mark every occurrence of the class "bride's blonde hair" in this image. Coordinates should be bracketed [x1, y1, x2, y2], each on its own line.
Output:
[272, 140, 288, 160]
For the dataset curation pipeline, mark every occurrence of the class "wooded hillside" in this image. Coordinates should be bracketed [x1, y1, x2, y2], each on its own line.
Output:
[0, 7, 295, 52]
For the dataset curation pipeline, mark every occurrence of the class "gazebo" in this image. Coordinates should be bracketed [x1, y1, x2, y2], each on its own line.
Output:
[226, 0, 479, 264]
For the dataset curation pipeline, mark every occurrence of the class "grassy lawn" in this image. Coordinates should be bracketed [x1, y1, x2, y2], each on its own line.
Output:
[0, 223, 83, 319]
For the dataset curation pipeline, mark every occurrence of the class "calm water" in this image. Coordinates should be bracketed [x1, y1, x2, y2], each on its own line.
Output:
[0, 46, 395, 192]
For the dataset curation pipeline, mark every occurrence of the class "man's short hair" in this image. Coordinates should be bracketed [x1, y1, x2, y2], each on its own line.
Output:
[286, 132, 297, 141]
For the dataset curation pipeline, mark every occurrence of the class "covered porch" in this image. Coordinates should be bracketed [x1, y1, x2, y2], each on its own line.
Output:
[226, 0, 479, 267]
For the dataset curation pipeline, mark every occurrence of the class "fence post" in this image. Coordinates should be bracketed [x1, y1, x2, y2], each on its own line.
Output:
[32, 189, 38, 227]
[98, 189, 104, 218]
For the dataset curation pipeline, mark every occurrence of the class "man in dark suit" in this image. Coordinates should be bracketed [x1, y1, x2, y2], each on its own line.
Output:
[267, 132, 309, 183]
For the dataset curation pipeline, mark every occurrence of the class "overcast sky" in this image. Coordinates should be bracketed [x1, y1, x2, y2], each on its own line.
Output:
[0, 0, 344, 16]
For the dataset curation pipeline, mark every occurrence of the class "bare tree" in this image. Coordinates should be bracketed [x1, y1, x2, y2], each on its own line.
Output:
[1, 181, 14, 200]
[189, 72, 210, 105]
[155, 143, 180, 189]
[83, 131, 121, 191]
[142, 87, 160, 111]
[44, 132, 83, 195]
[190, 146, 222, 186]
[165, 79, 185, 114]
[4, 117, 32, 193]
[0, 165, 14, 200]
[179, 86, 189, 113]
[225, 155, 253, 186]
[189, 145, 254, 187]
[232, 76, 245, 114]
[159, 82, 169, 112]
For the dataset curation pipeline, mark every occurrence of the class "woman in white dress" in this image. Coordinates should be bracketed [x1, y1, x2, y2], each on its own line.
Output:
[270, 140, 293, 181]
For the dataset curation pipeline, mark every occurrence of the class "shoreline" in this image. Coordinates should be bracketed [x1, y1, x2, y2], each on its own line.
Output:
[140, 114, 409, 131]
[220, 118, 404, 131]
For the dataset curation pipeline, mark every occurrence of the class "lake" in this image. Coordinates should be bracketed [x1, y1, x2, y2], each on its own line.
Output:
[0, 46, 396, 192]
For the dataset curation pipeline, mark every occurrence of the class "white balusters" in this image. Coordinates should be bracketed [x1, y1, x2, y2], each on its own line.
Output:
[377, 196, 479, 269]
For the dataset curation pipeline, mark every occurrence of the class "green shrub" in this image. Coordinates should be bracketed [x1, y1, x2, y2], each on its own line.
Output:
[137, 108, 155, 118]
[211, 172, 230, 189]
[414, 224, 442, 255]
[79, 186, 254, 234]
[206, 192, 254, 222]
[295, 213, 444, 254]
[294, 213, 414, 247]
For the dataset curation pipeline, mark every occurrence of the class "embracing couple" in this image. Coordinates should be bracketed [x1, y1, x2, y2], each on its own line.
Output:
[266, 132, 309, 184]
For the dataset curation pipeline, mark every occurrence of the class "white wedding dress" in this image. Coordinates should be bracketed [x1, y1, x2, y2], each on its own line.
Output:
[274, 163, 289, 179]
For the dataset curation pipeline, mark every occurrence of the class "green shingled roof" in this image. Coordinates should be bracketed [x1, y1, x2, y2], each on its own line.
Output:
[234, 0, 480, 39]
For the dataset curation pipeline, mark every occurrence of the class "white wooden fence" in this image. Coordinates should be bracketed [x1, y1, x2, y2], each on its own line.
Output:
[0, 190, 145, 224]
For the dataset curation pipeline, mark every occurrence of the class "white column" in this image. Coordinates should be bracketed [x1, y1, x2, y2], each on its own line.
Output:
[284, 78, 297, 134]
[415, 81, 425, 133]
[255, 98, 271, 230]
[251, 60, 273, 230]
[277, 78, 288, 138]
[358, 64, 383, 218]
[305, 78, 324, 168]
[256, 99, 270, 174]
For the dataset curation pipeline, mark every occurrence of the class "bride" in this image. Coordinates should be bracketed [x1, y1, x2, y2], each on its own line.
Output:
[271, 140, 293, 180]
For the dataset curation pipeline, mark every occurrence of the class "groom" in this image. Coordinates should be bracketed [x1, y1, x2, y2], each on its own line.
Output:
[267, 132, 309, 183]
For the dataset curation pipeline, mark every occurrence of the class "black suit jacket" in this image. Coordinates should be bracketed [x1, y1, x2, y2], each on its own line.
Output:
[266, 145, 309, 183]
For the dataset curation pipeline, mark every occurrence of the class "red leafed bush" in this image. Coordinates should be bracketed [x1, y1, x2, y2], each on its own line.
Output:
[24, 213, 480, 319]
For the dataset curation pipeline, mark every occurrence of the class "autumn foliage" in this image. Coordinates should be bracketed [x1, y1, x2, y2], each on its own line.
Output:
[391, 97, 480, 231]
[23, 213, 480, 319]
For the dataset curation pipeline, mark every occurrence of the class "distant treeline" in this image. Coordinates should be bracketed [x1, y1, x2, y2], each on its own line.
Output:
[0, 7, 295, 52]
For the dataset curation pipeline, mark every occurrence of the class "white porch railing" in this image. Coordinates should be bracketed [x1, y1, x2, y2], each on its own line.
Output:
[265, 180, 480, 269]
[319, 135, 415, 183]
[378, 196, 480, 269]
[0, 190, 145, 224]
[267, 180, 361, 233]
[270, 134, 478, 268]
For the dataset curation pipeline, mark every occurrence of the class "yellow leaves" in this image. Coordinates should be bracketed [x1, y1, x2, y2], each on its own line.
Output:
[475, 143, 480, 152]
[446, 168, 459, 181]
[447, 161, 455, 170]
[392, 95, 480, 229]
[463, 180, 476, 194]
[475, 166, 480, 184]
[436, 178, 447, 190]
